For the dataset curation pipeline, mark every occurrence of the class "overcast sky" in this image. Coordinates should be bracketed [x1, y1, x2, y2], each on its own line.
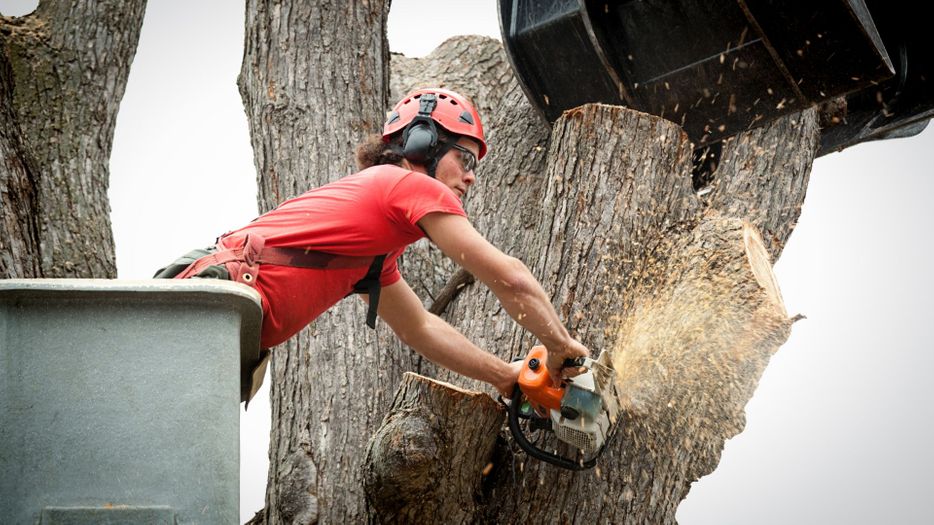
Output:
[3, 1, 932, 523]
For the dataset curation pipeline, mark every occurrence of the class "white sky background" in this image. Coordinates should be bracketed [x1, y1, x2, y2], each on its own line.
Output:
[2, 1, 932, 523]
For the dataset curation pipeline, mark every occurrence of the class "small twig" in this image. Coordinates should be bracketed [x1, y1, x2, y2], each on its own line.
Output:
[428, 268, 475, 316]
[244, 509, 265, 525]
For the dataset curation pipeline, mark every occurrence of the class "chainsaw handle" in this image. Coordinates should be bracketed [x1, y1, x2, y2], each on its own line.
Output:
[506, 384, 596, 471]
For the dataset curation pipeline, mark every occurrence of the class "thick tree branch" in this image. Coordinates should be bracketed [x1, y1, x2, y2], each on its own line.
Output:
[0, 1, 146, 278]
[0, 17, 40, 278]
[706, 109, 820, 259]
[363, 373, 504, 523]
[428, 268, 475, 316]
[605, 215, 791, 523]
[242, 2, 396, 523]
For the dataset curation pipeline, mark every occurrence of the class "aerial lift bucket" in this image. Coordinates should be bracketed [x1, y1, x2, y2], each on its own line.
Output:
[0, 279, 262, 524]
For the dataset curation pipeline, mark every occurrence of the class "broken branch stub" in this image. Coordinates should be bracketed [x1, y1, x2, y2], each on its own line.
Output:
[363, 372, 504, 523]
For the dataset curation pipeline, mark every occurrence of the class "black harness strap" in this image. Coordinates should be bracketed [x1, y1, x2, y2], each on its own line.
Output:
[350, 254, 387, 329]
[268, 247, 387, 328]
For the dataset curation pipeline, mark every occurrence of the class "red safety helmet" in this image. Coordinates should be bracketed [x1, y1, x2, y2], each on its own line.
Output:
[383, 88, 488, 159]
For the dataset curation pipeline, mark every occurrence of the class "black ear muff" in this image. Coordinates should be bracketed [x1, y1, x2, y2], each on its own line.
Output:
[401, 93, 440, 165]
[402, 121, 437, 163]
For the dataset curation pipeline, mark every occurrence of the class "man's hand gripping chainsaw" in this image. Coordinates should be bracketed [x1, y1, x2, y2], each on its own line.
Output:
[506, 345, 621, 470]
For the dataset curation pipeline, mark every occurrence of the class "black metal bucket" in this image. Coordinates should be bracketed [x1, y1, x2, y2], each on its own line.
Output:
[500, 0, 929, 152]
[818, 0, 933, 153]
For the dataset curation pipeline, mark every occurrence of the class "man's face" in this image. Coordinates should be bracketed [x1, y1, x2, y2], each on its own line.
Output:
[435, 137, 480, 199]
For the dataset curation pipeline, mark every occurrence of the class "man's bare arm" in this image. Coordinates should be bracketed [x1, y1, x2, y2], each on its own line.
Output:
[362, 278, 523, 397]
[418, 212, 589, 378]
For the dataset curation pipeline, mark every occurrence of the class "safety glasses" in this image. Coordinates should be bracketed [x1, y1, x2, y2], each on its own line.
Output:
[450, 143, 479, 173]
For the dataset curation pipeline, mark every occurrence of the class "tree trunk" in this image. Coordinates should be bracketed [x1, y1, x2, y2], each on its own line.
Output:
[249, 8, 819, 519]
[238, 2, 393, 523]
[0, 1, 146, 279]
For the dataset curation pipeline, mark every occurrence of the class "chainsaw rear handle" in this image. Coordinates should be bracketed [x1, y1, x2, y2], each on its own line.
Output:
[507, 383, 597, 471]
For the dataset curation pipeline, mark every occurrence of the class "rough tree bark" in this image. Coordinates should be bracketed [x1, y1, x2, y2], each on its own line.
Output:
[601, 214, 792, 523]
[708, 111, 819, 259]
[245, 5, 820, 521]
[362, 372, 505, 523]
[238, 2, 394, 523]
[0, 1, 146, 279]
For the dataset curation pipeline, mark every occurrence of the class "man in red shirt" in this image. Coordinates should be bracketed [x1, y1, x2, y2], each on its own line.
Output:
[158, 88, 588, 401]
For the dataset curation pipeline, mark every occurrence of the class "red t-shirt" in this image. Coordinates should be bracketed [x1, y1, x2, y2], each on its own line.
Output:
[219, 164, 466, 348]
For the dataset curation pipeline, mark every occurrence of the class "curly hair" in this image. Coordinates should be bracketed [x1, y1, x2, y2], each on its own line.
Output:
[355, 134, 404, 170]
[355, 127, 459, 171]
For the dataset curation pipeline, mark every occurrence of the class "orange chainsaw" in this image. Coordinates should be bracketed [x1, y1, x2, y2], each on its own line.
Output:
[506, 346, 621, 470]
